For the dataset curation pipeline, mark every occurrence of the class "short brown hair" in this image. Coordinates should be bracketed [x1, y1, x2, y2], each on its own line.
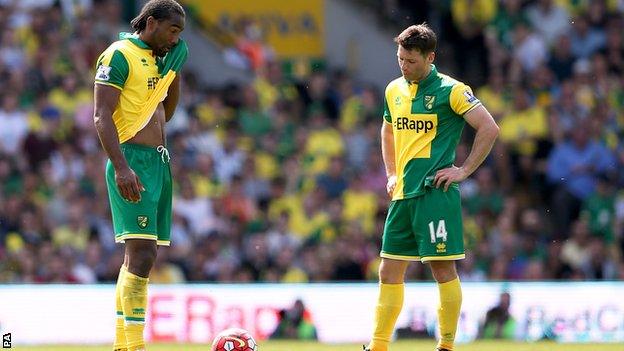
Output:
[394, 23, 437, 54]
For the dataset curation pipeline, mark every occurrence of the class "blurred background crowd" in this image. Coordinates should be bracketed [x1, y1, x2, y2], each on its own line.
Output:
[0, 0, 623, 284]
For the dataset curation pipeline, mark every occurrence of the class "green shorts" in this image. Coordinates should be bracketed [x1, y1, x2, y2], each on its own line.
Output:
[381, 185, 464, 262]
[106, 143, 172, 246]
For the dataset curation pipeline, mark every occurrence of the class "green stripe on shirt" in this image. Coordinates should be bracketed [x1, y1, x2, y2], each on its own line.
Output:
[95, 49, 129, 89]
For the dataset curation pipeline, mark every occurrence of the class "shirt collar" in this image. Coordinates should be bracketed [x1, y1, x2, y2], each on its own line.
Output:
[405, 64, 437, 89]
[119, 32, 152, 50]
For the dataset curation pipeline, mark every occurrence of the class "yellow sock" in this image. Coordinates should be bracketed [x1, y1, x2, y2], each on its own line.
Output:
[121, 270, 149, 351]
[437, 277, 462, 351]
[114, 266, 128, 350]
[369, 283, 404, 351]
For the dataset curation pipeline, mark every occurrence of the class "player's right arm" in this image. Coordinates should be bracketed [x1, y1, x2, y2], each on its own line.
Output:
[93, 83, 144, 203]
[381, 94, 396, 198]
[93, 47, 144, 202]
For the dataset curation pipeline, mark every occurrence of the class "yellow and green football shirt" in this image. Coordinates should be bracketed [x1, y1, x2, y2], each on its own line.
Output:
[383, 64, 481, 201]
[94, 36, 162, 143]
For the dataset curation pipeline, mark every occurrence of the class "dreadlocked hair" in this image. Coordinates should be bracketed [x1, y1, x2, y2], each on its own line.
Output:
[130, 0, 185, 33]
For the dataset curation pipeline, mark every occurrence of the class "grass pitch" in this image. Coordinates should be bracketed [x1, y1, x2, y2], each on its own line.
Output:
[13, 340, 622, 350]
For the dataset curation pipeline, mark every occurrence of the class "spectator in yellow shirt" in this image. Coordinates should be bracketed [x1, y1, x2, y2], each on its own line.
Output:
[49, 74, 91, 119]
[342, 174, 377, 235]
[304, 109, 344, 175]
[499, 87, 548, 157]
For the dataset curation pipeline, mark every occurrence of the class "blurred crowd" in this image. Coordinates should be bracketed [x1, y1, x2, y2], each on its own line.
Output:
[0, 0, 623, 284]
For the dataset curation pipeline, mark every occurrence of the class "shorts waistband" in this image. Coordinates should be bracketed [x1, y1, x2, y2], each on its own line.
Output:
[121, 143, 170, 163]
[120, 143, 161, 152]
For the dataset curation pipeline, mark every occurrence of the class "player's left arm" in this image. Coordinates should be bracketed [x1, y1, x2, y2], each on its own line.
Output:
[434, 105, 499, 191]
[459, 105, 500, 175]
[161, 37, 188, 122]
[162, 75, 180, 122]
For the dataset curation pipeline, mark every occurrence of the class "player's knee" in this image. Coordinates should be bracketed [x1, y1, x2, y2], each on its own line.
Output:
[127, 244, 157, 276]
[379, 273, 403, 284]
[429, 261, 457, 283]
[378, 260, 407, 284]
[130, 252, 156, 276]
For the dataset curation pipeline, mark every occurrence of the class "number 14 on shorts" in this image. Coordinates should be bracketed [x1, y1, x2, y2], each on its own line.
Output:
[428, 220, 447, 243]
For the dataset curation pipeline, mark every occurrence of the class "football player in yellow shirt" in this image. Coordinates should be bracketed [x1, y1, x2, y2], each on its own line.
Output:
[93, 1, 187, 350]
[365, 23, 499, 351]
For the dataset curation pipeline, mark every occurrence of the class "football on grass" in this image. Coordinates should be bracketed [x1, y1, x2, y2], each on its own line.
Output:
[211, 328, 258, 351]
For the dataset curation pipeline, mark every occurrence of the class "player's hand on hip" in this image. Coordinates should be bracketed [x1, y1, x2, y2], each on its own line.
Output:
[434, 166, 468, 192]
[386, 175, 397, 198]
[115, 166, 145, 203]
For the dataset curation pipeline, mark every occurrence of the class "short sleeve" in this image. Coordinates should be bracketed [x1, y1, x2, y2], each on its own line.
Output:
[94, 49, 129, 90]
[449, 83, 481, 116]
[383, 96, 392, 123]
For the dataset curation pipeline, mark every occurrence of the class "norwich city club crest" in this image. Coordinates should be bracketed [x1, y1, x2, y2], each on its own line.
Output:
[424, 95, 436, 110]
[137, 215, 149, 229]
